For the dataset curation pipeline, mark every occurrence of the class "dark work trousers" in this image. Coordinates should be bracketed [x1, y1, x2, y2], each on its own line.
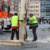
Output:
[32, 28, 37, 40]
[8, 6, 10, 17]
[11, 29, 19, 40]
[25, 28, 27, 39]
[8, 12, 9, 16]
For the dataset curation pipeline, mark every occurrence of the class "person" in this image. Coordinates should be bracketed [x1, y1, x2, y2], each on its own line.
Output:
[41, 17, 44, 24]
[28, 14, 38, 41]
[10, 12, 24, 40]
[38, 18, 41, 24]
[0, 4, 2, 12]
[8, 5, 10, 17]
[1, 1, 6, 12]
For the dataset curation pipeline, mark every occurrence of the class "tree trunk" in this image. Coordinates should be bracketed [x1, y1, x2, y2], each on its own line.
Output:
[19, 0, 28, 41]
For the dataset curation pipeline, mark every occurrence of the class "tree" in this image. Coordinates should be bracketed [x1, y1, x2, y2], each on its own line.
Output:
[19, 0, 28, 41]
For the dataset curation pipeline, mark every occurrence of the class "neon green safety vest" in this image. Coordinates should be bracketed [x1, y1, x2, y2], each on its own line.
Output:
[28, 16, 38, 24]
[10, 15, 24, 27]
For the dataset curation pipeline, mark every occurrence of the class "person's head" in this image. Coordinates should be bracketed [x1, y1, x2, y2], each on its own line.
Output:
[14, 13, 18, 16]
[29, 14, 33, 17]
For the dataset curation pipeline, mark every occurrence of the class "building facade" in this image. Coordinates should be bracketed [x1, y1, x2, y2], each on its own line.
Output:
[9, 0, 19, 12]
[1, 0, 50, 18]
[19, 0, 50, 18]
[40, 0, 50, 18]
[18, 0, 40, 18]
[27, 0, 40, 18]
[13, 0, 19, 11]
[0, 0, 12, 6]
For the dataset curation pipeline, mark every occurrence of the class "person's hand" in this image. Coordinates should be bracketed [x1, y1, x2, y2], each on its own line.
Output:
[24, 17, 27, 20]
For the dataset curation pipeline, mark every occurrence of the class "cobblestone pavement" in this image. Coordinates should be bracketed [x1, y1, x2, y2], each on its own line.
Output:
[0, 24, 50, 50]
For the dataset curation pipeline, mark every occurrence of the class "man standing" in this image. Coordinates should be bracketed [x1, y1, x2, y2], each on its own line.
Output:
[10, 12, 24, 40]
[8, 5, 10, 17]
[0, 4, 2, 12]
[28, 14, 38, 41]
[1, 1, 6, 12]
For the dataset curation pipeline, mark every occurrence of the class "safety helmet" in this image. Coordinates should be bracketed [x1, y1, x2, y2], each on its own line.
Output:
[15, 11, 18, 14]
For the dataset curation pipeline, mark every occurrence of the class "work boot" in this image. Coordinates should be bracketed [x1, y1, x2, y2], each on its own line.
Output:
[32, 39, 37, 41]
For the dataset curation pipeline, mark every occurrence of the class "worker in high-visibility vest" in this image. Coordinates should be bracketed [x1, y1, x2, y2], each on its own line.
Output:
[28, 14, 38, 41]
[10, 12, 24, 40]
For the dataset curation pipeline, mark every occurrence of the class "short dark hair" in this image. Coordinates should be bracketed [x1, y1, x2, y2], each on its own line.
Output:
[14, 13, 18, 16]
[30, 14, 33, 16]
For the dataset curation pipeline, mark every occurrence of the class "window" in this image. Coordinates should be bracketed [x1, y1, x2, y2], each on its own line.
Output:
[41, 2, 45, 6]
[30, 0, 32, 2]
[31, 10, 33, 12]
[36, 14, 39, 16]
[46, 0, 50, 1]
[41, 9, 45, 12]
[46, 12, 50, 16]
[41, 2, 46, 8]
[41, 12, 46, 17]
[45, 2, 50, 8]
[46, 9, 50, 12]
[36, 2, 39, 4]
[36, 10, 39, 12]
[46, 2, 50, 4]
[28, 10, 30, 12]
[31, 6, 33, 8]
[36, 6, 39, 8]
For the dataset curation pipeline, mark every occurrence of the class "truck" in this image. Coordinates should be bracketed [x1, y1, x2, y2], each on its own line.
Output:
[0, 2, 13, 30]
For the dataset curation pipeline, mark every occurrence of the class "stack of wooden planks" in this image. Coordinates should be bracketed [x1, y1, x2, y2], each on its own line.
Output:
[0, 40, 25, 46]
